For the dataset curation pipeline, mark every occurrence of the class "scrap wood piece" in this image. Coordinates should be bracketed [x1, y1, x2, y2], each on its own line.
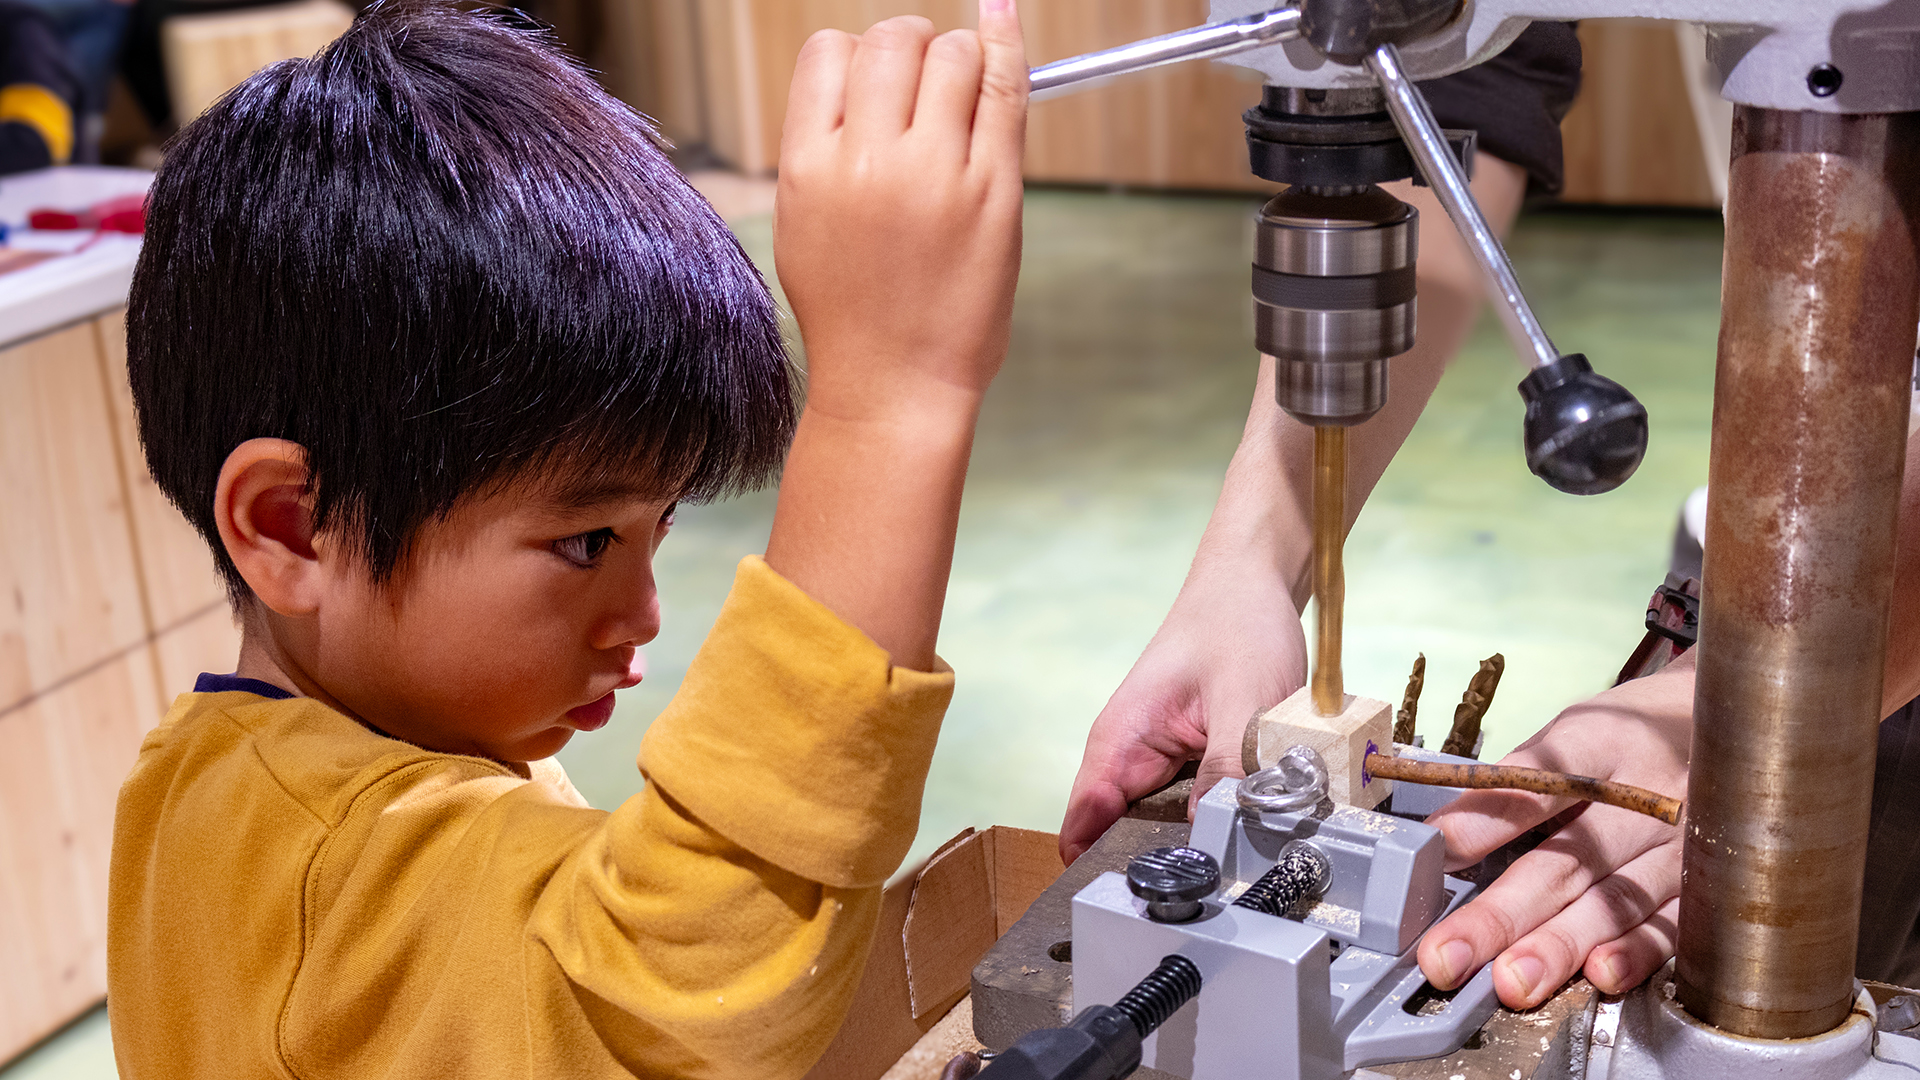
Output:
[1441, 653, 1505, 758]
[1364, 752, 1683, 825]
[1394, 652, 1426, 745]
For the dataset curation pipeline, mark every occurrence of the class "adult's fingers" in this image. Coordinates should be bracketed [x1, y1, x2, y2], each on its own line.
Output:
[1060, 778, 1129, 864]
[1427, 786, 1574, 872]
[1586, 895, 1680, 995]
[970, 0, 1028, 166]
[1418, 805, 1671, 991]
[843, 16, 938, 139]
[1062, 692, 1207, 862]
[1487, 844, 1681, 1007]
[1189, 713, 1252, 815]
[784, 30, 857, 142]
[913, 29, 984, 162]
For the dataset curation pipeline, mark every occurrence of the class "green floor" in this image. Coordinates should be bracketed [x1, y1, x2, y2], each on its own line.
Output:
[3, 190, 1724, 1077]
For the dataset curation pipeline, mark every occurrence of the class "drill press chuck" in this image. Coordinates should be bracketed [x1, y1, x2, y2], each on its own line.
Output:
[1243, 87, 1462, 428]
[1255, 184, 1416, 426]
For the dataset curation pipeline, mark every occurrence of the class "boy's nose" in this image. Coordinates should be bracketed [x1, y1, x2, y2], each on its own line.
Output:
[594, 576, 662, 651]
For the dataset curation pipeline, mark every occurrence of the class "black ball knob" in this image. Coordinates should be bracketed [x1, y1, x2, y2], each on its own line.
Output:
[1127, 847, 1221, 924]
[1518, 353, 1649, 496]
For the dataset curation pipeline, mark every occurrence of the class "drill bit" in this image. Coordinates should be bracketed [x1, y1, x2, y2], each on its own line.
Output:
[1394, 653, 1425, 744]
[1441, 653, 1505, 758]
[1311, 426, 1346, 716]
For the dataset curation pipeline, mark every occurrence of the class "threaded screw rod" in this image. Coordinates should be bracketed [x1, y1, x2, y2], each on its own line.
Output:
[1233, 842, 1330, 917]
[1112, 954, 1204, 1039]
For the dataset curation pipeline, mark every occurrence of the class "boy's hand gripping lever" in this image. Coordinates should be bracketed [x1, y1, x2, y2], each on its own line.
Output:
[1365, 42, 1648, 495]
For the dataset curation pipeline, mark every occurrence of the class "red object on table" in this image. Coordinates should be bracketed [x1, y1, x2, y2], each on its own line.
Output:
[25, 194, 146, 234]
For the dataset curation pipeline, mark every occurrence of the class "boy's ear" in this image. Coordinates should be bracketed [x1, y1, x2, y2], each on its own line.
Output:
[214, 438, 327, 617]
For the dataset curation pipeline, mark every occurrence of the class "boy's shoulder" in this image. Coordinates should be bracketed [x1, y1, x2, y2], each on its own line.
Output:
[127, 688, 595, 838]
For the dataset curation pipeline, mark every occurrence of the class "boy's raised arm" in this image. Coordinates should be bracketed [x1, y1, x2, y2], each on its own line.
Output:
[766, 0, 1028, 672]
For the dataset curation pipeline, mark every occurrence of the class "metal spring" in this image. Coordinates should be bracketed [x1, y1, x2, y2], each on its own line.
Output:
[1233, 844, 1328, 917]
[1112, 954, 1203, 1038]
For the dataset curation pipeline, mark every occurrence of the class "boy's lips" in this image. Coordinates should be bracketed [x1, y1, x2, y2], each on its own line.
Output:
[567, 692, 617, 731]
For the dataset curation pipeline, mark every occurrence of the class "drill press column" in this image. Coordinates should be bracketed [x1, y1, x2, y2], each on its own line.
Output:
[1678, 106, 1920, 1040]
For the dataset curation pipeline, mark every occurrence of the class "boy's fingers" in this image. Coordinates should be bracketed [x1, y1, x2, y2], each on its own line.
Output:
[843, 16, 938, 138]
[970, 0, 1028, 163]
[785, 29, 857, 138]
[914, 29, 985, 156]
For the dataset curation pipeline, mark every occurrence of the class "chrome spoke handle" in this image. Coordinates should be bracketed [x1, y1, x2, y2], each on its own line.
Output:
[1028, 5, 1303, 102]
[1366, 42, 1560, 370]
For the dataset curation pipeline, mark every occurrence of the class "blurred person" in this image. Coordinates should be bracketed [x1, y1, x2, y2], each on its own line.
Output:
[0, 0, 82, 172]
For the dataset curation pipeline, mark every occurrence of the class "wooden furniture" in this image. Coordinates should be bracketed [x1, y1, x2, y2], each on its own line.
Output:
[0, 171, 238, 1065]
[598, 2, 1721, 206]
[159, 0, 356, 122]
[1559, 19, 1720, 208]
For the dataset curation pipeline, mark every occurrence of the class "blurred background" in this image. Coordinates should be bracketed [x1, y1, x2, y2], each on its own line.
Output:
[2, 3, 1730, 1075]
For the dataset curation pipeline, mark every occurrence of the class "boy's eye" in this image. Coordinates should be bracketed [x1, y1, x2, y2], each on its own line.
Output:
[660, 502, 678, 528]
[552, 528, 618, 567]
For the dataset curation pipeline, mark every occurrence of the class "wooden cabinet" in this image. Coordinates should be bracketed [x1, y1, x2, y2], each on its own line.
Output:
[0, 310, 239, 1064]
[596, 2, 1719, 206]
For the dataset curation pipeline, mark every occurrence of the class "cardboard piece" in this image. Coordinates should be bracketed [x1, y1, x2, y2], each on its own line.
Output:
[1243, 686, 1394, 809]
[805, 826, 1061, 1080]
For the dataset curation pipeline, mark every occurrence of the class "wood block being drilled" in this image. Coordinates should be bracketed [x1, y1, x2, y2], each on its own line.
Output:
[1241, 687, 1394, 809]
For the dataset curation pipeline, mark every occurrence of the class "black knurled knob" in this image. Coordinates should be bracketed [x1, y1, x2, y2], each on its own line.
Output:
[1518, 352, 1649, 496]
[1127, 847, 1221, 923]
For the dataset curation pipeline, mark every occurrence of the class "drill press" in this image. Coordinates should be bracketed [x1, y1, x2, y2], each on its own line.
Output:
[983, 1, 1920, 1078]
[990, 2, 1920, 1076]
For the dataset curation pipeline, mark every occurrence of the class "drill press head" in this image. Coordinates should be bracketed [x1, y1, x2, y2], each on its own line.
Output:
[1244, 86, 1453, 428]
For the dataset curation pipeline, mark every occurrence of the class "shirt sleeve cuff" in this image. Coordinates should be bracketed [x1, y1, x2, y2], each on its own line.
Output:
[637, 556, 956, 889]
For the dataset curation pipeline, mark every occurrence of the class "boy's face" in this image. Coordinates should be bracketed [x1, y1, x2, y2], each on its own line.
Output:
[297, 477, 677, 763]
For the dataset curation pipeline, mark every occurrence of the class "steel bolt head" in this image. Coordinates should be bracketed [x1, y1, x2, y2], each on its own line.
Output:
[1807, 64, 1843, 98]
[1127, 847, 1220, 922]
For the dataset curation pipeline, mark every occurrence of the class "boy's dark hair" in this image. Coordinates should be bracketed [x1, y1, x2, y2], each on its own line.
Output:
[128, 1, 793, 603]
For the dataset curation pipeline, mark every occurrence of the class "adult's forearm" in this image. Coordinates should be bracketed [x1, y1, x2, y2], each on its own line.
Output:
[1880, 431, 1920, 716]
[764, 386, 982, 673]
[1195, 159, 1530, 612]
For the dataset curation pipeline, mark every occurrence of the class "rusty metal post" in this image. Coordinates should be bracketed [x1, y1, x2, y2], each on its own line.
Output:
[1678, 108, 1920, 1039]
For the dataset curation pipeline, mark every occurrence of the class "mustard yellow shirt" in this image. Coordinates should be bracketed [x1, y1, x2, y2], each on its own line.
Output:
[108, 557, 955, 1079]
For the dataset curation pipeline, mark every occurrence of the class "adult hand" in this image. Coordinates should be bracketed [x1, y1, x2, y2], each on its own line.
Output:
[1061, 549, 1308, 864]
[1417, 655, 1695, 1008]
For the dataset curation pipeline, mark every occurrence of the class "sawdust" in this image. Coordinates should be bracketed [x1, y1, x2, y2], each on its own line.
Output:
[879, 996, 988, 1080]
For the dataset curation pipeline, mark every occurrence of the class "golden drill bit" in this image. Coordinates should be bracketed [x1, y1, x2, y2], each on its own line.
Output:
[1441, 653, 1506, 758]
[1311, 425, 1346, 716]
[1394, 652, 1425, 744]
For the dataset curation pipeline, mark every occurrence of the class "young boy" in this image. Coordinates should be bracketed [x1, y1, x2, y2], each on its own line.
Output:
[106, 3, 1028, 1077]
